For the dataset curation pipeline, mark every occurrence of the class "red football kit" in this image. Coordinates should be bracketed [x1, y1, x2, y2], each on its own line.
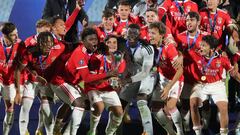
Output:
[187, 50, 232, 83]
[158, 0, 198, 36]
[51, 44, 108, 86]
[84, 53, 126, 93]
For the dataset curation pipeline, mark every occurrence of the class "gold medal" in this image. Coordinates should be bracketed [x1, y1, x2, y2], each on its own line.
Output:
[152, 66, 157, 72]
[201, 76, 206, 81]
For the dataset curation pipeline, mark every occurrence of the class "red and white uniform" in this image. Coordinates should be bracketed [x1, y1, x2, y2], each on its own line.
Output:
[188, 50, 232, 103]
[50, 44, 108, 105]
[158, 0, 198, 36]
[0, 38, 25, 101]
[152, 43, 184, 101]
[95, 25, 117, 43]
[200, 8, 232, 49]
[176, 30, 209, 84]
[86, 53, 126, 106]
[85, 53, 125, 92]
[20, 42, 65, 98]
[115, 15, 143, 36]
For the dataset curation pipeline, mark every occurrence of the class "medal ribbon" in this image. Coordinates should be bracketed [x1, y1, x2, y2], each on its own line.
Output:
[2, 39, 14, 64]
[187, 31, 199, 50]
[201, 52, 218, 75]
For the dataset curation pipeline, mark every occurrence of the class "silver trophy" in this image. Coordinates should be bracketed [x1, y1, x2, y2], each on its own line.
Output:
[109, 51, 123, 89]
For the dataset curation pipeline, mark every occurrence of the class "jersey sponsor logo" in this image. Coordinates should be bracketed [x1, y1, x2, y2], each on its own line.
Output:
[186, 6, 191, 12]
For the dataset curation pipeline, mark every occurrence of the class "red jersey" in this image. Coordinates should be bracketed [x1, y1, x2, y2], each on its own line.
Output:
[156, 43, 184, 81]
[25, 35, 38, 47]
[115, 15, 143, 36]
[199, 8, 232, 40]
[232, 52, 240, 63]
[84, 53, 126, 93]
[176, 30, 209, 83]
[0, 38, 25, 85]
[51, 44, 107, 85]
[188, 50, 232, 83]
[158, 0, 198, 36]
[95, 25, 117, 43]
[21, 42, 65, 81]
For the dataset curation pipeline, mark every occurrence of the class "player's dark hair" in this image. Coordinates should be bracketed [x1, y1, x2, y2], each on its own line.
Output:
[81, 27, 98, 40]
[128, 23, 140, 31]
[50, 16, 63, 26]
[202, 35, 219, 50]
[102, 9, 115, 18]
[149, 21, 166, 35]
[1, 22, 16, 35]
[146, 8, 158, 15]
[37, 32, 54, 46]
[187, 11, 200, 21]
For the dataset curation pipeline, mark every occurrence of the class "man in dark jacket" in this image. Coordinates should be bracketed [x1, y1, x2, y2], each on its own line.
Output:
[42, 0, 88, 43]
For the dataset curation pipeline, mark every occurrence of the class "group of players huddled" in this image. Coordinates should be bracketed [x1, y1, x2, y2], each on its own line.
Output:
[0, 0, 240, 135]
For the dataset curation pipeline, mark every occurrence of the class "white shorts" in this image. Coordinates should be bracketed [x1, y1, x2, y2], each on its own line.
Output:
[190, 81, 228, 104]
[151, 73, 183, 101]
[88, 90, 122, 108]
[50, 83, 85, 106]
[180, 83, 194, 100]
[2, 84, 24, 102]
[22, 81, 38, 99]
[119, 74, 156, 102]
[34, 82, 54, 98]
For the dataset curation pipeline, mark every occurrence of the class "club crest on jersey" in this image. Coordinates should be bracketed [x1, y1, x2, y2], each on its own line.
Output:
[186, 6, 191, 12]
[216, 60, 221, 68]
[79, 59, 84, 65]
[217, 18, 222, 24]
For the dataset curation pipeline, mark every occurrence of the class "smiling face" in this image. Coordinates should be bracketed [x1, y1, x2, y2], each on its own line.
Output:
[105, 37, 118, 53]
[145, 11, 159, 24]
[118, 5, 131, 20]
[102, 16, 115, 31]
[83, 34, 99, 53]
[148, 27, 163, 46]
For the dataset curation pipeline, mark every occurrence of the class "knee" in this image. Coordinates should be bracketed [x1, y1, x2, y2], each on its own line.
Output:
[5, 101, 14, 112]
[218, 104, 228, 115]
[113, 108, 124, 117]
[72, 98, 85, 108]
[92, 102, 104, 115]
